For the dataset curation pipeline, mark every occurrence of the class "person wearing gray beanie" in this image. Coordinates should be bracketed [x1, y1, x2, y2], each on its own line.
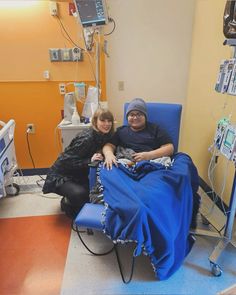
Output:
[103, 98, 174, 170]
[126, 98, 147, 118]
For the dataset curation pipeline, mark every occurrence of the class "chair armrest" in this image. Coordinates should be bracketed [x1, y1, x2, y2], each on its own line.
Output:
[75, 203, 104, 230]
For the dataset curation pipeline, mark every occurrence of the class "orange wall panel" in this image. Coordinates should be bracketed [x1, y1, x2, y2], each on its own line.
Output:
[0, 1, 94, 82]
[0, 1, 107, 169]
[1, 82, 63, 168]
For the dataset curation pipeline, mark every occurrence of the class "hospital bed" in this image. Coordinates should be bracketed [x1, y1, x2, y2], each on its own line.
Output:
[74, 103, 200, 282]
[0, 120, 20, 198]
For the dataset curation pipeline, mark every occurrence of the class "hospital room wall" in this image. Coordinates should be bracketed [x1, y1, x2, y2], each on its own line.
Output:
[105, 0, 196, 125]
[181, 0, 235, 205]
[1, 0, 233, 206]
[0, 1, 106, 169]
[104, 0, 235, 205]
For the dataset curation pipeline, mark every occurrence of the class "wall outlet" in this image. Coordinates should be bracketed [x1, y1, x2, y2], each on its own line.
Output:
[59, 83, 66, 95]
[49, 1, 58, 16]
[27, 124, 35, 134]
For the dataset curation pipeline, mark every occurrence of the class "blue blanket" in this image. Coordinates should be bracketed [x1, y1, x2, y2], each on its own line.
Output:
[100, 153, 199, 280]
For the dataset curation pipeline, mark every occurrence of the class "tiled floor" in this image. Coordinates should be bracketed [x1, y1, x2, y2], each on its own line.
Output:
[0, 177, 236, 295]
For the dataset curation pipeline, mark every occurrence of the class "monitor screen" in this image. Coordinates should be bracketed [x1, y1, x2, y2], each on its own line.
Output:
[224, 129, 235, 148]
[74, 0, 108, 27]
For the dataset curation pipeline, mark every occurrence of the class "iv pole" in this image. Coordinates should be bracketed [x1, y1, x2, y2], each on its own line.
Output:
[193, 38, 236, 277]
[83, 26, 102, 112]
[95, 28, 101, 106]
[74, 7, 102, 116]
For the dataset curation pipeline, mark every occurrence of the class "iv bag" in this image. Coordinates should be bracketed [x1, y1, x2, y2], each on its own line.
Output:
[82, 86, 99, 119]
[223, 1, 236, 39]
[74, 82, 86, 101]
[64, 92, 76, 123]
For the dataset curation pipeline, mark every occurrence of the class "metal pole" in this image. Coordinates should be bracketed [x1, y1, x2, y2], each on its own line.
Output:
[224, 169, 236, 240]
[95, 29, 101, 106]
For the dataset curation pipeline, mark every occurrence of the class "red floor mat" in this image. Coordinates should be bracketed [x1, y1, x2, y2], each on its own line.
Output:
[0, 215, 71, 295]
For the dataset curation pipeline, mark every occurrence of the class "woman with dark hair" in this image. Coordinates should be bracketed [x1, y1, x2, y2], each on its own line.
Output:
[43, 108, 114, 219]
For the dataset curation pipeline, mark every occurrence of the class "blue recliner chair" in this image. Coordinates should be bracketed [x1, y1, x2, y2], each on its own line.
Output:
[74, 102, 182, 283]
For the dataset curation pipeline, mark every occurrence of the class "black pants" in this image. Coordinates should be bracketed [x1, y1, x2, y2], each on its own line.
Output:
[56, 180, 89, 214]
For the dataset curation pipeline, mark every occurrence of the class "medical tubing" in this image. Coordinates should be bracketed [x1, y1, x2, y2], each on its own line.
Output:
[218, 159, 231, 216]
[207, 147, 230, 217]
[204, 148, 218, 216]
[56, 15, 83, 50]
[104, 17, 116, 36]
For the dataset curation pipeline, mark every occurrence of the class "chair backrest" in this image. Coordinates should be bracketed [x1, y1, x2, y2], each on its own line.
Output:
[123, 102, 182, 152]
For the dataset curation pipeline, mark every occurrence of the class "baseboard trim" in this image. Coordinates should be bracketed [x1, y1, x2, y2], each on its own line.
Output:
[17, 168, 49, 176]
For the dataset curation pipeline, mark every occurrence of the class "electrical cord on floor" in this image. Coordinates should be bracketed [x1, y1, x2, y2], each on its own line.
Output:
[114, 245, 135, 284]
[219, 224, 226, 234]
[74, 224, 135, 283]
[75, 225, 114, 256]
[26, 132, 36, 168]
[37, 193, 61, 199]
[26, 131, 45, 183]
[71, 220, 86, 233]
[14, 166, 46, 195]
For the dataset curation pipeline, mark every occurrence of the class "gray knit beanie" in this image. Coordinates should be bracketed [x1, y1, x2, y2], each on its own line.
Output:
[126, 98, 147, 118]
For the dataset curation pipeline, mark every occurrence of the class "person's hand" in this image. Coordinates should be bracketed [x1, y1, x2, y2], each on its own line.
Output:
[103, 153, 118, 170]
[132, 152, 150, 162]
[91, 153, 104, 162]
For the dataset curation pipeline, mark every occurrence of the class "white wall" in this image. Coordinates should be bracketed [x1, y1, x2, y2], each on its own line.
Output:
[104, 0, 196, 125]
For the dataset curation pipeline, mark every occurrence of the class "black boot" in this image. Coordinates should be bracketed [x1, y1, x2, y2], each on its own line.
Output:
[60, 197, 78, 220]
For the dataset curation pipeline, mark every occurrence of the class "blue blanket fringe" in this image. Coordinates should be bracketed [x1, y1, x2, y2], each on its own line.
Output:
[100, 152, 199, 280]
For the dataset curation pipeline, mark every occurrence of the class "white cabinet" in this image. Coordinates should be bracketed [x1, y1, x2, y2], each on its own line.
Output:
[58, 120, 91, 150]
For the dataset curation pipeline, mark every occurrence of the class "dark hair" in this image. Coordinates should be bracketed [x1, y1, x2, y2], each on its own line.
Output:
[91, 108, 115, 134]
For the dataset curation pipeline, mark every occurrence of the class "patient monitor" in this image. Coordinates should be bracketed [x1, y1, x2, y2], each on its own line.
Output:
[73, 0, 109, 28]
[214, 118, 230, 149]
[220, 125, 236, 161]
[213, 118, 236, 163]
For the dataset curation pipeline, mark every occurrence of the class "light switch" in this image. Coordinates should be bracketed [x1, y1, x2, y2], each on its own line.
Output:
[118, 81, 124, 91]
[43, 70, 50, 80]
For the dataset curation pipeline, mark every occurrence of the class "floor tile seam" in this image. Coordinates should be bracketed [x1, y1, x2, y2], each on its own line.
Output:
[0, 213, 64, 220]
